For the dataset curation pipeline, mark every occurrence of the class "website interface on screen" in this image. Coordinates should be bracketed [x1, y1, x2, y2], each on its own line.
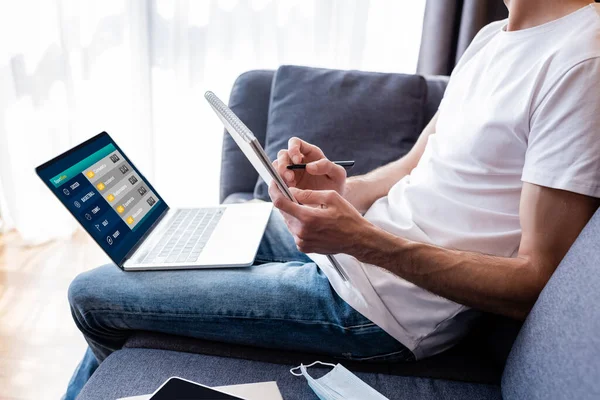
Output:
[37, 134, 167, 265]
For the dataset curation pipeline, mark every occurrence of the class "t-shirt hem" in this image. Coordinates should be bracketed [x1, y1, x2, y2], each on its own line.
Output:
[522, 170, 600, 198]
[307, 253, 421, 354]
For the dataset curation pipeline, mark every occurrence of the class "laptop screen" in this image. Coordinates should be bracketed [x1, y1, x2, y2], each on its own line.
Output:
[36, 132, 168, 266]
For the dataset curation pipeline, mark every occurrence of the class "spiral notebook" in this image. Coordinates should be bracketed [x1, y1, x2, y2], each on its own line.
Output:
[204, 90, 351, 283]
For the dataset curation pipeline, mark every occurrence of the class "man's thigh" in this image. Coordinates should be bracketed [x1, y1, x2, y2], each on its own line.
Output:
[254, 208, 312, 264]
[69, 260, 411, 362]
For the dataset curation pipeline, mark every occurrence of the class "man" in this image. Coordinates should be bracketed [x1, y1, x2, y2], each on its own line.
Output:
[66, 0, 600, 397]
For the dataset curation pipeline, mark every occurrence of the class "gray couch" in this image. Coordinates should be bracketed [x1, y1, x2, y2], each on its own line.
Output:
[78, 70, 600, 399]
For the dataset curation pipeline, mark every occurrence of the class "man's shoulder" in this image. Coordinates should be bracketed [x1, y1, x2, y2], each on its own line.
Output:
[452, 20, 506, 75]
[546, 5, 600, 75]
[472, 19, 506, 47]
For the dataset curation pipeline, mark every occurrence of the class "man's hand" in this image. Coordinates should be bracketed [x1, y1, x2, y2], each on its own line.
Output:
[268, 182, 374, 254]
[274, 137, 347, 195]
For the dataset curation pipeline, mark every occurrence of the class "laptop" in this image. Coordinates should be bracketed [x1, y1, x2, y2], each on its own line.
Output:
[35, 131, 272, 271]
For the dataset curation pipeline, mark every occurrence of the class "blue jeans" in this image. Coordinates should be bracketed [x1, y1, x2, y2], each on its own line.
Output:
[65, 210, 413, 398]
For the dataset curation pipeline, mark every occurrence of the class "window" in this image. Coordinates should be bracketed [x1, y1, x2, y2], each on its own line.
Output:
[0, 0, 426, 242]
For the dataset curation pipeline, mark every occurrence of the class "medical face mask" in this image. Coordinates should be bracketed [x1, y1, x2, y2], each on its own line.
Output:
[290, 361, 389, 400]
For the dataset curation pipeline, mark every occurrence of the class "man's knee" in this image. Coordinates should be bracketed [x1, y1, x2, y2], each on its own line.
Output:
[68, 264, 130, 362]
[68, 264, 119, 315]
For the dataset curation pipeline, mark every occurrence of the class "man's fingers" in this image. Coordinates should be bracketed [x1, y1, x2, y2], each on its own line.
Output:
[290, 187, 318, 205]
[288, 137, 324, 164]
[289, 187, 335, 207]
[287, 137, 304, 164]
[305, 159, 346, 181]
[269, 182, 305, 215]
[276, 150, 295, 183]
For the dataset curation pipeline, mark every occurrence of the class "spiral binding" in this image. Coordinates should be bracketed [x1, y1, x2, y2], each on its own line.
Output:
[205, 91, 255, 141]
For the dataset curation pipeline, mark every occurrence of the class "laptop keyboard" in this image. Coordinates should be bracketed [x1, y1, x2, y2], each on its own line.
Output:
[139, 208, 224, 264]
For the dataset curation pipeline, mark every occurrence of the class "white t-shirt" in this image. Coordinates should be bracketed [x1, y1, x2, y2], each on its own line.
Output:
[310, 4, 600, 359]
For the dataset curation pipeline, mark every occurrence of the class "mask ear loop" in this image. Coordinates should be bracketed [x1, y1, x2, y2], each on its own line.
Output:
[290, 361, 337, 376]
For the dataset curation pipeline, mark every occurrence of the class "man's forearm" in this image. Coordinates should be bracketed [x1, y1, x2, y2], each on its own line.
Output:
[353, 225, 548, 320]
[343, 158, 414, 213]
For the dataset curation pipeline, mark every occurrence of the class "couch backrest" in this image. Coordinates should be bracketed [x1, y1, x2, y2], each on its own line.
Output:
[502, 208, 600, 399]
[219, 70, 449, 202]
[422, 75, 449, 129]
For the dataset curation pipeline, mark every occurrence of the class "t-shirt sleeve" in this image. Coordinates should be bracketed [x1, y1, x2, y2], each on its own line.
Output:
[522, 57, 600, 198]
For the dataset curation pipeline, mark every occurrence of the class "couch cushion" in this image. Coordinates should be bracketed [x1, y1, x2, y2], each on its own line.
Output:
[253, 65, 427, 200]
[502, 209, 600, 400]
[78, 348, 502, 400]
[123, 322, 518, 385]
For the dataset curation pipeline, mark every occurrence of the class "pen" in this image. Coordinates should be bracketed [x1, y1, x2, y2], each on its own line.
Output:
[287, 161, 355, 170]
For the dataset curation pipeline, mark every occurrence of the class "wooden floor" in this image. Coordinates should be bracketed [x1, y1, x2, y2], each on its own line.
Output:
[0, 230, 110, 399]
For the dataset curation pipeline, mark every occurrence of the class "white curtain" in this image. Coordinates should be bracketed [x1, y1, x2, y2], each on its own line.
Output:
[0, 0, 426, 244]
